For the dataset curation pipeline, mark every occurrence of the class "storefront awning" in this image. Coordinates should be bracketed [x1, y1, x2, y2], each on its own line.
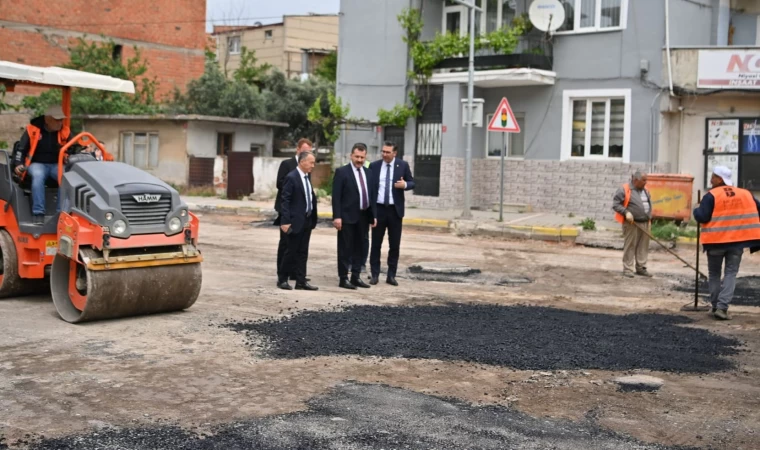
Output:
[427, 68, 556, 88]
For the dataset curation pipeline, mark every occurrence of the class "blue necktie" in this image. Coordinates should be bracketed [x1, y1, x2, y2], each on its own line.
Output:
[305, 175, 312, 214]
[384, 164, 391, 205]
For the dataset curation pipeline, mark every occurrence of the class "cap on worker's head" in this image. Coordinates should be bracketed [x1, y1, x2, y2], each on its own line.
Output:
[44, 105, 67, 120]
[712, 165, 733, 187]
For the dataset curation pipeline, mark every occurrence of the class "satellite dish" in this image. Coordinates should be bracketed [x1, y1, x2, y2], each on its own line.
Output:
[528, 0, 565, 32]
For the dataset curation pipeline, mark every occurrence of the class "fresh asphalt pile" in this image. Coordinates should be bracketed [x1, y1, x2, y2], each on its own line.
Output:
[227, 304, 740, 373]
[674, 276, 760, 307]
[26, 383, 696, 450]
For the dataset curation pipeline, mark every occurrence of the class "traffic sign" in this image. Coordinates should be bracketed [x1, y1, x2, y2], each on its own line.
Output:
[487, 97, 520, 133]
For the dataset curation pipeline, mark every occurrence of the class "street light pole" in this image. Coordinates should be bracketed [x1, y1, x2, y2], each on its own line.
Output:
[452, 0, 480, 219]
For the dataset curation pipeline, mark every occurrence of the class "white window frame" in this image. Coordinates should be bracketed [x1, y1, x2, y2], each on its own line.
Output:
[120, 132, 159, 169]
[227, 35, 241, 54]
[485, 112, 525, 160]
[441, 0, 517, 37]
[560, 89, 631, 163]
[554, 0, 629, 35]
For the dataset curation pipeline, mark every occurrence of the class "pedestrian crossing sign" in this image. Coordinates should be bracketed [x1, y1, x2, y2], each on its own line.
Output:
[487, 97, 520, 133]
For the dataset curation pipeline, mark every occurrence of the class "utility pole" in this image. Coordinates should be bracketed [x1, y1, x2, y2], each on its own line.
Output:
[452, 0, 480, 219]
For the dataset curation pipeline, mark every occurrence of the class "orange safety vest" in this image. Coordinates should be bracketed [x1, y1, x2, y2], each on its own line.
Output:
[614, 184, 632, 224]
[21, 123, 70, 180]
[701, 186, 760, 244]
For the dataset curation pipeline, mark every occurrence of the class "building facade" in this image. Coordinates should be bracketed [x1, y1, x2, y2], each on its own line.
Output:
[213, 14, 339, 80]
[80, 115, 287, 199]
[0, 0, 207, 97]
[336, 0, 760, 219]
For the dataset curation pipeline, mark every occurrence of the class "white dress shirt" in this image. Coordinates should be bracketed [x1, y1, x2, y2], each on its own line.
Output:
[351, 164, 370, 210]
[296, 166, 312, 214]
[378, 158, 395, 205]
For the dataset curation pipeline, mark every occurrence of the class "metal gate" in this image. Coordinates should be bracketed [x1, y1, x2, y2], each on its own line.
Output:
[383, 126, 406, 159]
[227, 152, 255, 199]
[414, 85, 443, 197]
[188, 157, 214, 187]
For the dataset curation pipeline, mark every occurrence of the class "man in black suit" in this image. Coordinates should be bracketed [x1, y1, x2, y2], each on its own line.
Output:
[278, 151, 319, 291]
[274, 138, 312, 283]
[369, 141, 415, 286]
[332, 143, 377, 289]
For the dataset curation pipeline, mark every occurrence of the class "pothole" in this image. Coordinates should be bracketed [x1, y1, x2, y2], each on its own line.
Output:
[405, 262, 531, 286]
[673, 276, 760, 307]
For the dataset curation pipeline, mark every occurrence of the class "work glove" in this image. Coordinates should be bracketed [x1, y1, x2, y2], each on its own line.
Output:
[625, 211, 634, 223]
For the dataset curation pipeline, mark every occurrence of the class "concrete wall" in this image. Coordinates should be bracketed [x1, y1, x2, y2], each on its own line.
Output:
[336, 0, 412, 121]
[186, 121, 274, 158]
[81, 119, 189, 185]
[253, 157, 286, 199]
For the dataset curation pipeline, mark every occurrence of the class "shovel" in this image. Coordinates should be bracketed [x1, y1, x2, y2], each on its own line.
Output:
[631, 221, 708, 281]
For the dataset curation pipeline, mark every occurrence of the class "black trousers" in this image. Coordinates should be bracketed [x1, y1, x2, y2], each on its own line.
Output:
[337, 210, 370, 279]
[278, 227, 308, 280]
[276, 228, 287, 279]
[279, 220, 312, 284]
[371, 204, 402, 278]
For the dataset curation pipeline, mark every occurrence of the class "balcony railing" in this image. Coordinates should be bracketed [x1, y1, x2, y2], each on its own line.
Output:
[434, 36, 553, 72]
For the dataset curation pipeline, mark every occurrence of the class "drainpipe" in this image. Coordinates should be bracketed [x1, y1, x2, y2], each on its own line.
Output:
[665, 0, 674, 97]
[677, 102, 685, 174]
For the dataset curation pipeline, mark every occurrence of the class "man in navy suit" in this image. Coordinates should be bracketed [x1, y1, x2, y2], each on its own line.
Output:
[369, 141, 415, 286]
[274, 138, 313, 283]
[278, 151, 319, 291]
[332, 143, 377, 289]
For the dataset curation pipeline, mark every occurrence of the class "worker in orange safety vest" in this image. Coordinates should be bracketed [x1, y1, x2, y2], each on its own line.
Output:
[612, 170, 653, 278]
[693, 166, 760, 320]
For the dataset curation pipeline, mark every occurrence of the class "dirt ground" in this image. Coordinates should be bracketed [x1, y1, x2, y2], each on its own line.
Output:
[1, 213, 759, 449]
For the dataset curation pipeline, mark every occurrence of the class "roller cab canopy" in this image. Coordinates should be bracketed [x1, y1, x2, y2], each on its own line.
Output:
[0, 60, 136, 121]
[0, 60, 135, 94]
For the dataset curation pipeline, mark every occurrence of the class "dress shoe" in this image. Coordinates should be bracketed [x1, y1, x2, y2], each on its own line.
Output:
[386, 277, 398, 286]
[339, 278, 357, 290]
[295, 282, 318, 291]
[369, 276, 379, 285]
[351, 277, 371, 288]
[277, 281, 293, 290]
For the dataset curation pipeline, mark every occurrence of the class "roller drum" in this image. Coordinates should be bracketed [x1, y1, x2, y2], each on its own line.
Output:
[51, 249, 201, 323]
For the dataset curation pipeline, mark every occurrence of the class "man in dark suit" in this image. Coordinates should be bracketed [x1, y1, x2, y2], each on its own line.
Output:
[332, 143, 377, 289]
[278, 151, 318, 291]
[369, 141, 415, 286]
[274, 138, 312, 284]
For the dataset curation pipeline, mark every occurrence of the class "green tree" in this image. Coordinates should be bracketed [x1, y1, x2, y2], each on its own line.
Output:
[307, 90, 350, 147]
[21, 37, 159, 119]
[233, 46, 272, 88]
[259, 70, 334, 144]
[168, 57, 265, 119]
[314, 50, 337, 82]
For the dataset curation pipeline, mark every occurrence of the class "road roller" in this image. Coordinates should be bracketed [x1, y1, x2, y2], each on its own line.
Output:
[0, 61, 203, 323]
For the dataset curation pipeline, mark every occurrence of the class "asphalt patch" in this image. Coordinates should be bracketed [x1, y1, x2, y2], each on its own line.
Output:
[226, 304, 740, 373]
[674, 276, 760, 307]
[26, 383, 695, 450]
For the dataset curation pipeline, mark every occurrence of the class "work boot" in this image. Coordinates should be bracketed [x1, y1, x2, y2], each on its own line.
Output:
[623, 271, 635, 278]
[713, 309, 729, 320]
[636, 268, 653, 278]
[33, 215, 44, 225]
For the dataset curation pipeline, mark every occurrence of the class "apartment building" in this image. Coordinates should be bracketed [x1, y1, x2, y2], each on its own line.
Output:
[336, 0, 760, 219]
[213, 14, 339, 80]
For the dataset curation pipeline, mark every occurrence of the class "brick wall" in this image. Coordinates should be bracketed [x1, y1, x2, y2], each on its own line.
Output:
[0, 0, 206, 97]
[407, 158, 671, 220]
